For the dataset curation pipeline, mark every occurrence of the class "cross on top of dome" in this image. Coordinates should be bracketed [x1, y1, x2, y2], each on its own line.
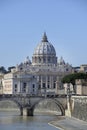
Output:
[41, 32, 48, 42]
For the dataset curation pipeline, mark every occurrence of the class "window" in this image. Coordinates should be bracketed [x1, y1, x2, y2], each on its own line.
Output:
[15, 75, 17, 78]
[22, 82, 27, 92]
[33, 76, 35, 78]
[15, 89, 17, 92]
[53, 83, 56, 88]
[23, 82, 26, 87]
[33, 84, 35, 88]
[48, 84, 49, 88]
[14, 84, 17, 92]
[43, 58, 46, 63]
[66, 68, 69, 71]
[43, 83, 45, 88]
[15, 84, 17, 88]
[48, 57, 50, 62]
[32, 84, 35, 93]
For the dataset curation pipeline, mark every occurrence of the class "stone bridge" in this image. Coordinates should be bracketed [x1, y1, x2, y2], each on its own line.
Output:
[0, 95, 67, 116]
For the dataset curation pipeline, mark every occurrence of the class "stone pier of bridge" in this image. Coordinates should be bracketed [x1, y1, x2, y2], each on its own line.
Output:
[20, 107, 34, 116]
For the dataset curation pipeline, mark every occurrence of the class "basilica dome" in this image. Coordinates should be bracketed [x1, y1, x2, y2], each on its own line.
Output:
[33, 33, 56, 56]
[32, 33, 57, 65]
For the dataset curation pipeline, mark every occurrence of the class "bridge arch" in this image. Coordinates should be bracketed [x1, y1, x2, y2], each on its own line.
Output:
[31, 98, 65, 116]
[0, 98, 22, 110]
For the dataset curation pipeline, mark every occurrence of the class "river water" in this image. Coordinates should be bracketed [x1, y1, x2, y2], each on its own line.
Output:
[0, 111, 60, 130]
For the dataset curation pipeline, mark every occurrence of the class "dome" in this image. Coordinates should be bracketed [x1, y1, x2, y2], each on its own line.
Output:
[33, 32, 56, 56]
[32, 33, 57, 65]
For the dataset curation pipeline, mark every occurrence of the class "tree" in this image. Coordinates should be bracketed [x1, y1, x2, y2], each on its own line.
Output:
[8, 66, 15, 72]
[62, 73, 87, 85]
[0, 66, 6, 74]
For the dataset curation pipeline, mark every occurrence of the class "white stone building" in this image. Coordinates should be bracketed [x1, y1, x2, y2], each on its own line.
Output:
[75, 79, 87, 95]
[0, 73, 4, 94]
[2, 33, 72, 96]
[73, 64, 87, 73]
[63, 83, 74, 95]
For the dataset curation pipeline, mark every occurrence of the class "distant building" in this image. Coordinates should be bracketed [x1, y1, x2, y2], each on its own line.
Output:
[72, 67, 80, 73]
[73, 64, 87, 73]
[79, 64, 87, 73]
[3, 72, 38, 95]
[2, 33, 72, 96]
[63, 83, 74, 95]
[75, 79, 87, 95]
[0, 74, 3, 94]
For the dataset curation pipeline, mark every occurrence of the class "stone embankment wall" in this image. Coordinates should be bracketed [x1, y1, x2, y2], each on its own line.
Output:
[71, 96, 87, 121]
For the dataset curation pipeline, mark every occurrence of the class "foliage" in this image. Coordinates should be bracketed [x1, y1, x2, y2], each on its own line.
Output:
[0, 66, 6, 74]
[8, 66, 15, 72]
[62, 73, 87, 85]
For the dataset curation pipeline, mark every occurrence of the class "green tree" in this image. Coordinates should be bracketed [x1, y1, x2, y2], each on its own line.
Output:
[62, 73, 87, 85]
[8, 66, 15, 72]
[0, 66, 6, 74]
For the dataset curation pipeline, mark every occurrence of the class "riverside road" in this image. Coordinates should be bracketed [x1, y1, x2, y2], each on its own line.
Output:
[50, 117, 87, 130]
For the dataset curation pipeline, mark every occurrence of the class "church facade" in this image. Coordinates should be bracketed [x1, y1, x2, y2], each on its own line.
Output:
[2, 33, 72, 96]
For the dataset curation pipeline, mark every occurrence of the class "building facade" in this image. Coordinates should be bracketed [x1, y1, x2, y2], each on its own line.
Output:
[0, 73, 4, 94]
[73, 64, 87, 73]
[75, 79, 87, 95]
[2, 33, 72, 96]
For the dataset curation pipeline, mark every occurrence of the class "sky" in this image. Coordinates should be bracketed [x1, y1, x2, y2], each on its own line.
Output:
[0, 0, 87, 69]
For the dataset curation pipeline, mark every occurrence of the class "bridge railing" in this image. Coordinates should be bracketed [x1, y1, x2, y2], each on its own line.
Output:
[0, 94, 67, 99]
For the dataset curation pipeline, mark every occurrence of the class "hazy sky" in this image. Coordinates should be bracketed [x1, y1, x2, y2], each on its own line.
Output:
[0, 0, 87, 68]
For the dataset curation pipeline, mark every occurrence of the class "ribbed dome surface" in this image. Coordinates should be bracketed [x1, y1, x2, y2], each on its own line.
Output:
[33, 42, 56, 55]
[33, 33, 56, 56]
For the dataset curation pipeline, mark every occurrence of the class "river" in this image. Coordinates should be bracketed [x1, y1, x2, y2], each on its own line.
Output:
[0, 110, 60, 130]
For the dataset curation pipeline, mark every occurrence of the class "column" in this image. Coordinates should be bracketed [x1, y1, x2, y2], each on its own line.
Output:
[50, 76, 52, 88]
[45, 76, 48, 96]
[41, 76, 43, 89]
[46, 57, 48, 64]
[46, 76, 48, 89]
[51, 76, 53, 89]
[41, 56, 43, 63]
[20, 81, 23, 94]
[18, 81, 20, 93]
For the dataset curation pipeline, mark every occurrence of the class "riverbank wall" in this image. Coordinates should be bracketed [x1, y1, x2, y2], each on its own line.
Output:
[71, 96, 87, 122]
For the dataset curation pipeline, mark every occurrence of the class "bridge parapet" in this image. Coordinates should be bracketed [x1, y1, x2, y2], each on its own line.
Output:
[72, 96, 87, 103]
[71, 96, 87, 121]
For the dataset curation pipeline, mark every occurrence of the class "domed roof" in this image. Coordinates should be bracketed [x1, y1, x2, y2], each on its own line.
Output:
[33, 33, 56, 56]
